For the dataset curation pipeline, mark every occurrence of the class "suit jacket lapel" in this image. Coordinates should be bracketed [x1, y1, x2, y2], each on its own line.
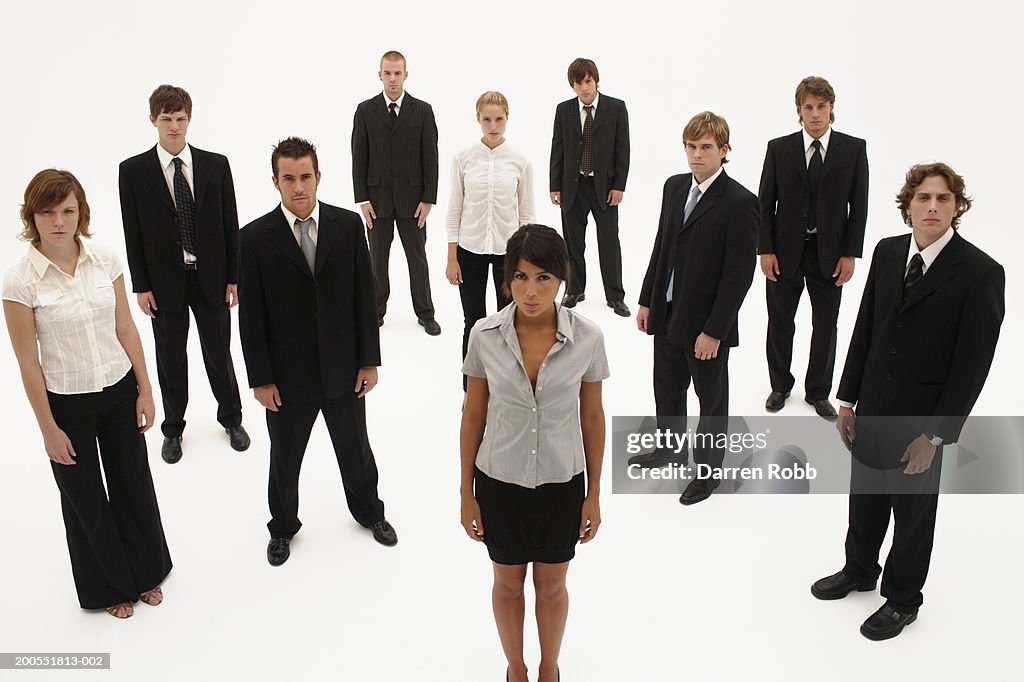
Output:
[820, 131, 841, 182]
[143, 147, 176, 212]
[191, 149, 210, 214]
[682, 172, 723, 230]
[901, 233, 962, 312]
[393, 94, 413, 132]
[790, 133, 809, 188]
[267, 208, 314, 279]
[313, 209, 340, 277]
[591, 99, 608, 134]
[375, 96, 394, 128]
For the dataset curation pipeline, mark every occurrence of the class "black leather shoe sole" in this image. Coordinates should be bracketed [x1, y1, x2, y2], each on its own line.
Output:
[765, 391, 790, 412]
[607, 300, 630, 317]
[561, 294, 585, 308]
[679, 480, 720, 506]
[860, 611, 917, 641]
[806, 398, 839, 421]
[811, 578, 877, 600]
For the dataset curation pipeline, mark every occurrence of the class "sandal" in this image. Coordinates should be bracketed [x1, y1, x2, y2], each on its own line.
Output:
[105, 602, 133, 619]
[139, 586, 163, 606]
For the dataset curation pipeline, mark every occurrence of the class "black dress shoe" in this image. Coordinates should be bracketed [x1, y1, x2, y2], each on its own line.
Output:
[765, 391, 790, 412]
[806, 398, 839, 421]
[561, 293, 585, 308]
[226, 425, 251, 452]
[607, 300, 630, 317]
[161, 437, 182, 464]
[679, 477, 720, 505]
[418, 318, 441, 336]
[810, 570, 877, 600]
[370, 519, 398, 546]
[267, 538, 291, 566]
[860, 604, 918, 641]
[627, 448, 688, 469]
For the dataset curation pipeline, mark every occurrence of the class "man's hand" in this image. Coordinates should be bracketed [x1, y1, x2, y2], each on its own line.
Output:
[255, 384, 282, 412]
[836, 406, 856, 450]
[606, 189, 624, 207]
[833, 256, 856, 286]
[636, 305, 650, 333]
[901, 434, 937, 475]
[694, 333, 720, 360]
[354, 366, 378, 398]
[360, 202, 377, 230]
[760, 253, 780, 282]
[225, 283, 239, 308]
[414, 202, 432, 228]
[549, 191, 561, 206]
[136, 291, 158, 318]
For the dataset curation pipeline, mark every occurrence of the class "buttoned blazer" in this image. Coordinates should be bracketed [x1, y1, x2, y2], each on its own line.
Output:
[118, 145, 239, 310]
[549, 94, 630, 211]
[237, 202, 380, 402]
[351, 93, 439, 219]
[638, 171, 759, 348]
[837, 232, 1004, 443]
[757, 130, 868, 276]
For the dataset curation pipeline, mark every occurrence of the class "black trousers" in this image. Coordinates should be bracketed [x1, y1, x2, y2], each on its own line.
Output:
[151, 270, 242, 438]
[47, 371, 172, 609]
[266, 392, 386, 539]
[765, 236, 842, 400]
[457, 246, 509, 389]
[561, 176, 625, 302]
[653, 305, 731, 470]
[367, 216, 435, 320]
[843, 423, 942, 611]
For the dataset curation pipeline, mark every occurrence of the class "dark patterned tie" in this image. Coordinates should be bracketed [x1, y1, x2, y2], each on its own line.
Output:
[296, 218, 316, 274]
[388, 102, 398, 125]
[172, 157, 198, 258]
[903, 253, 924, 303]
[806, 139, 823, 233]
[580, 105, 594, 175]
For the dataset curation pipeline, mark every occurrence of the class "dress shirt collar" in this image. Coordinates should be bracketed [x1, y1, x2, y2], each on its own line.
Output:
[382, 91, 406, 112]
[578, 92, 600, 114]
[478, 301, 575, 345]
[908, 226, 955, 272]
[156, 141, 193, 171]
[690, 165, 725, 195]
[27, 240, 97, 278]
[280, 201, 321, 230]
[802, 126, 832, 155]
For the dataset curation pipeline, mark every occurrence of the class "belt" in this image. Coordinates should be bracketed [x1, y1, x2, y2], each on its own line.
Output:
[183, 262, 198, 271]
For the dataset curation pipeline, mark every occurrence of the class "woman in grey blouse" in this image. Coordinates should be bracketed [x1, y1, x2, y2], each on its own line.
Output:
[446, 91, 536, 388]
[3, 170, 171, 618]
[460, 224, 608, 682]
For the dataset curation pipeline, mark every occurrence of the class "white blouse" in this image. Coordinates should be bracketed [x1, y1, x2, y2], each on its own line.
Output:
[446, 141, 536, 255]
[2, 241, 132, 395]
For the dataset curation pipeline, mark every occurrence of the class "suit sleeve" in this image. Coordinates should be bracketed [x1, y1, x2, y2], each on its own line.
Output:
[446, 155, 464, 244]
[353, 217, 382, 367]
[842, 139, 869, 258]
[237, 229, 274, 388]
[352, 104, 370, 204]
[118, 162, 151, 293]
[703, 188, 758, 340]
[421, 103, 440, 204]
[221, 158, 240, 284]
[836, 240, 883, 405]
[612, 100, 630, 192]
[757, 142, 778, 255]
[638, 178, 675, 308]
[549, 105, 564, 193]
[926, 263, 1005, 441]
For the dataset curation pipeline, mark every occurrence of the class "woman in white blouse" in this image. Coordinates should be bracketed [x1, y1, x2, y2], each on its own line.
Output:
[447, 91, 536, 388]
[3, 170, 171, 619]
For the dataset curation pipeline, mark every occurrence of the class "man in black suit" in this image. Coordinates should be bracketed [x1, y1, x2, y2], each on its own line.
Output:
[812, 163, 1004, 640]
[758, 76, 869, 420]
[351, 50, 441, 335]
[238, 137, 397, 566]
[549, 57, 631, 317]
[119, 84, 249, 464]
[634, 112, 759, 505]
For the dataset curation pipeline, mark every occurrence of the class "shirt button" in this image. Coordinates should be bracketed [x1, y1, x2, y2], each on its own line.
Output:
[531, 450, 536, 455]
[531, 428, 536, 433]
[896, 321, 903, 328]
[538, 386, 542, 391]
[532, 407, 537, 412]
[890, 347, 897, 354]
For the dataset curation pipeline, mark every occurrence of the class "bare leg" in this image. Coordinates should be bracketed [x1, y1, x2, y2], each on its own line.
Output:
[492, 563, 529, 682]
[534, 561, 570, 682]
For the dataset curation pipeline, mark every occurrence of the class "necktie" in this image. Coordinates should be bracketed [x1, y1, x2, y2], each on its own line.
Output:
[903, 253, 924, 303]
[667, 185, 704, 301]
[580, 105, 594, 175]
[172, 157, 197, 257]
[388, 102, 398, 125]
[807, 139, 823, 232]
[296, 218, 316, 274]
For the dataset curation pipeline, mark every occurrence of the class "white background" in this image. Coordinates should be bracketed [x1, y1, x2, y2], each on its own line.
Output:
[1, 0, 1021, 679]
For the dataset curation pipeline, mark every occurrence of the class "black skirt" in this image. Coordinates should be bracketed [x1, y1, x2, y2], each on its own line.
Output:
[474, 467, 585, 565]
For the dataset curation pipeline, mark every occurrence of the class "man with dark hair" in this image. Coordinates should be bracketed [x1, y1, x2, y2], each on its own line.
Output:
[635, 112, 758, 505]
[239, 137, 397, 566]
[758, 76, 869, 420]
[813, 162, 1004, 640]
[550, 57, 631, 318]
[352, 51, 441, 334]
[119, 84, 249, 464]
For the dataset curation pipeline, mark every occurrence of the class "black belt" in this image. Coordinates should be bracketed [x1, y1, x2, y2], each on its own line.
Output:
[804, 232, 818, 241]
[183, 262, 198, 271]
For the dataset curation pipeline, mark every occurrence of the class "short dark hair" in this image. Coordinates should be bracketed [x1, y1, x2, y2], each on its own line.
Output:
[501, 224, 571, 297]
[380, 50, 407, 70]
[149, 84, 193, 118]
[895, 162, 973, 230]
[271, 137, 319, 177]
[567, 58, 599, 86]
[20, 169, 92, 245]
[794, 76, 835, 125]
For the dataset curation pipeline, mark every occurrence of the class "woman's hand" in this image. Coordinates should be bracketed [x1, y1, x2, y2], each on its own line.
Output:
[446, 259, 463, 285]
[460, 494, 484, 541]
[136, 390, 156, 433]
[579, 495, 601, 543]
[43, 425, 76, 465]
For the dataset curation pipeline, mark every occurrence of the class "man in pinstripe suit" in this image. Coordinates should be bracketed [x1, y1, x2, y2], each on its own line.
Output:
[352, 50, 441, 335]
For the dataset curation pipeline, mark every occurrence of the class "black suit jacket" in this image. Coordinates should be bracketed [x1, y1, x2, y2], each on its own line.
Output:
[237, 202, 381, 402]
[757, 130, 868, 276]
[351, 93, 439, 219]
[639, 171, 759, 348]
[837, 232, 1004, 443]
[118, 145, 239, 310]
[549, 94, 630, 210]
